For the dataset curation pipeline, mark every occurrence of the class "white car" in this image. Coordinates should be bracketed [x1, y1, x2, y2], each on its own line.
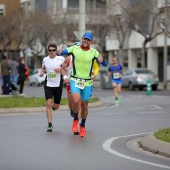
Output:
[28, 69, 46, 86]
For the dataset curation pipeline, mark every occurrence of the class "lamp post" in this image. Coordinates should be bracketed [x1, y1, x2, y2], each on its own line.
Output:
[163, 0, 168, 90]
[79, 0, 86, 40]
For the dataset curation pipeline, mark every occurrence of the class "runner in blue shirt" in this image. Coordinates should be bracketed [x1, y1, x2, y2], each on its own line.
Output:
[107, 56, 123, 104]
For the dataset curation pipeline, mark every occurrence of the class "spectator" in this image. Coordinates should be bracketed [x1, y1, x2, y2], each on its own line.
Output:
[0, 62, 3, 94]
[24, 65, 30, 83]
[10, 57, 19, 94]
[18, 57, 26, 95]
[1, 55, 11, 95]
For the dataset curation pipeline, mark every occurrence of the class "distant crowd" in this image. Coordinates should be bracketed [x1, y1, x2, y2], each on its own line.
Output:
[0, 55, 30, 95]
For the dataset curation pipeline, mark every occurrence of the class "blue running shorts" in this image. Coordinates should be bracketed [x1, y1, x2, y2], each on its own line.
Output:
[112, 79, 122, 85]
[70, 80, 91, 101]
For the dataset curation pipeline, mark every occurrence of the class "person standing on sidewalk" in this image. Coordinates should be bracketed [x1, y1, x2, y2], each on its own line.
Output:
[10, 57, 19, 94]
[40, 44, 65, 132]
[18, 57, 26, 95]
[59, 32, 106, 137]
[1, 55, 11, 95]
[107, 56, 123, 105]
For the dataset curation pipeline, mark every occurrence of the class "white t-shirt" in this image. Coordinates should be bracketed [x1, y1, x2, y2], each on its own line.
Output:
[42, 55, 65, 87]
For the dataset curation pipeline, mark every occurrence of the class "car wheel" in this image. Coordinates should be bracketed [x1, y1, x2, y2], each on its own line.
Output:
[35, 79, 39, 86]
[128, 82, 134, 90]
[139, 87, 143, 91]
[152, 85, 158, 91]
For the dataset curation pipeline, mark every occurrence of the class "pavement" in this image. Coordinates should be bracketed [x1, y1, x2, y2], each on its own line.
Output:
[1, 81, 170, 158]
[0, 98, 170, 158]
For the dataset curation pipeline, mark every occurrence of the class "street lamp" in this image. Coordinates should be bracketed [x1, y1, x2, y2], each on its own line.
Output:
[163, 0, 168, 89]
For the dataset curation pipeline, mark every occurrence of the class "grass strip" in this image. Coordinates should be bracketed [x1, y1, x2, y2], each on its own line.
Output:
[154, 128, 170, 143]
[0, 96, 99, 108]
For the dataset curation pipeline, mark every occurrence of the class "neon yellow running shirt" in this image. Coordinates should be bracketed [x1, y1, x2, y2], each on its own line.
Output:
[67, 45, 100, 80]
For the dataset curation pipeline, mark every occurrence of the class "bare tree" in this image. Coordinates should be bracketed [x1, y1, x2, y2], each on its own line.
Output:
[21, 11, 64, 68]
[122, 0, 163, 67]
[160, 0, 170, 38]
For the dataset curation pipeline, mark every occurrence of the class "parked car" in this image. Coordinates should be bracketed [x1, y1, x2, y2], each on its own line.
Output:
[28, 69, 46, 86]
[122, 68, 159, 90]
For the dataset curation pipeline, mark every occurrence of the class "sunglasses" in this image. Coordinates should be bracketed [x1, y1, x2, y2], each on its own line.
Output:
[48, 49, 56, 52]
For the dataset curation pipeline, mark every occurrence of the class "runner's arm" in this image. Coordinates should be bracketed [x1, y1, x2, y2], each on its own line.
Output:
[57, 49, 68, 56]
[61, 57, 70, 84]
[96, 58, 108, 67]
[40, 67, 46, 77]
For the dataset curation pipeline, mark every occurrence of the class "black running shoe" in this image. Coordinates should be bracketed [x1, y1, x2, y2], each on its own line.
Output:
[52, 106, 55, 110]
[47, 123, 53, 132]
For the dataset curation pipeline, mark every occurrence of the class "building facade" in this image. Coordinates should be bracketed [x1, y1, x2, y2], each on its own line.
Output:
[106, 0, 170, 81]
[0, 0, 20, 58]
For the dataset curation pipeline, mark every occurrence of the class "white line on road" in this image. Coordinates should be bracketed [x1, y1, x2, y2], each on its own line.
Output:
[103, 133, 170, 169]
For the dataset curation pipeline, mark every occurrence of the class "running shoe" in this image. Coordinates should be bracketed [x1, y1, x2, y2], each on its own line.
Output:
[115, 99, 119, 105]
[52, 106, 55, 110]
[70, 109, 74, 117]
[72, 120, 79, 133]
[79, 126, 86, 137]
[47, 123, 53, 132]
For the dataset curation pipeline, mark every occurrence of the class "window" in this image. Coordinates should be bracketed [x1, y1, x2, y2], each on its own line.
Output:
[0, 4, 5, 16]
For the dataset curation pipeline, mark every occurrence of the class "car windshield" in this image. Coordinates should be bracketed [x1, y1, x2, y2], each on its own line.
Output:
[135, 70, 153, 74]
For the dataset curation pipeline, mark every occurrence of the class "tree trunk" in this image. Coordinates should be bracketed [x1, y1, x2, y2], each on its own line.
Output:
[141, 42, 146, 68]
[117, 48, 123, 66]
[34, 56, 42, 69]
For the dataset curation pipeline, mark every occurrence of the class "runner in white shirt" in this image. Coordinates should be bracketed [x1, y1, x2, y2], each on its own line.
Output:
[40, 44, 65, 132]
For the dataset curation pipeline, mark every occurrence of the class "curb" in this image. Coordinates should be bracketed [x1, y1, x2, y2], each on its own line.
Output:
[138, 133, 170, 158]
[0, 100, 105, 114]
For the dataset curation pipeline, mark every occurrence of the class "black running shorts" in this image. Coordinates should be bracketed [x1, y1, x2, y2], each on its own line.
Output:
[44, 85, 63, 104]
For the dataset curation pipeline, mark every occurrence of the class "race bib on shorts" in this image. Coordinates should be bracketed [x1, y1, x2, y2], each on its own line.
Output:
[47, 70, 57, 80]
[75, 79, 86, 89]
[113, 72, 120, 79]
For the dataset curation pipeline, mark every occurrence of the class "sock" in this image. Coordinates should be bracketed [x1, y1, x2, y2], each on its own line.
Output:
[115, 97, 118, 100]
[73, 113, 78, 121]
[49, 122, 52, 125]
[80, 119, 86, 127]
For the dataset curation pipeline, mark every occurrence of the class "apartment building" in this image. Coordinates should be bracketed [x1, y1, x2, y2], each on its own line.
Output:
[0, 0, 20, 16]
[106, 0, 170, 81]
[0, 0, 20, 57]
[20, 0, 110, 67]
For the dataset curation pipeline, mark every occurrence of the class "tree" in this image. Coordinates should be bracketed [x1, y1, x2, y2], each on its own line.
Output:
[122, 0, 163, 67]
[0, 9, 22, 58]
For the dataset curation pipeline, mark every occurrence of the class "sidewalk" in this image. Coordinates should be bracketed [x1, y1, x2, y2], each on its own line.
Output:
[139, 133, 170, 158]
[93, 80, 170, 90]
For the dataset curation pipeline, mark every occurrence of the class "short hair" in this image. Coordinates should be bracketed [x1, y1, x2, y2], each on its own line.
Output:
[112, 56, 117, 59]
[48, 44, 57, 50]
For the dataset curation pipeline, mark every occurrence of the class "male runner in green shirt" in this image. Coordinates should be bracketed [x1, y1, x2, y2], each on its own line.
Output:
[59, 32, 106, 137]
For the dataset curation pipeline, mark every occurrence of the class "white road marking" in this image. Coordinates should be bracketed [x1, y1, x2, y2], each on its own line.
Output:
[138, 111, 165, 114]
[150, 105, 164, 110]
[103, 133, 170, 169]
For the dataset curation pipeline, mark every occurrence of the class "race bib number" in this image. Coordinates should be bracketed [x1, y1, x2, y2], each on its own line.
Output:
[113, 72, 120, 79]
[48, 71, 57, 79]
[75, 79, 86, 89]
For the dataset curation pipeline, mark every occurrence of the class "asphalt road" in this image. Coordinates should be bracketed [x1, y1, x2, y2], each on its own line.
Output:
[0, 85, 170, 170]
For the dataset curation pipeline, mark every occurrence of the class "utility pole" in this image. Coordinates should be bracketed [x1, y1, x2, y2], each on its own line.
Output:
[79, 0, 86, 40]
[163, 0, 168, 89]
